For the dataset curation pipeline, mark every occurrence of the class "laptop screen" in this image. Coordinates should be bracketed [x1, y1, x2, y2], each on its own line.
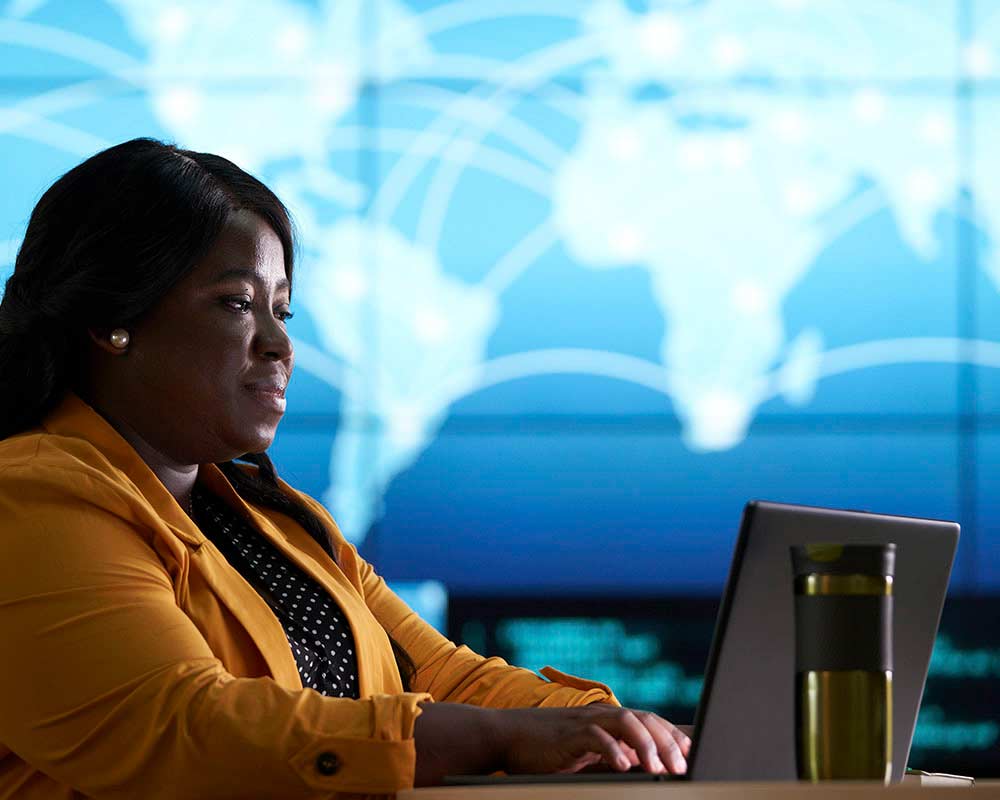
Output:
[688, 501, 958, 782]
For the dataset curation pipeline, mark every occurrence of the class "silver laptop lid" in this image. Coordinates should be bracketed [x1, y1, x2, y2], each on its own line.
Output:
[689, 501, 959, 782]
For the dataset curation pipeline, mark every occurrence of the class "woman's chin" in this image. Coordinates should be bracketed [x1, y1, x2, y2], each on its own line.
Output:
[222, 427, 278, 461]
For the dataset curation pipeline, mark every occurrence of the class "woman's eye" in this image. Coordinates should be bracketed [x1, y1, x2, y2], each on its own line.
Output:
[276, 308, 295, 322]
[223, 297, 253, 313]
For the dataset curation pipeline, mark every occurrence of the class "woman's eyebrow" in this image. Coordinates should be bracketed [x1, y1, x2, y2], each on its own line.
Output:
[209, 267, 290, 292]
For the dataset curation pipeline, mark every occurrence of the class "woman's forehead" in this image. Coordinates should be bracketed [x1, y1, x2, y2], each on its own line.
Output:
[197, 211, 290, 287]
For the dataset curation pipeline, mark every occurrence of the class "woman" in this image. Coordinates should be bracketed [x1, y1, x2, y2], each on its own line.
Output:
[0, 138, 689, 799]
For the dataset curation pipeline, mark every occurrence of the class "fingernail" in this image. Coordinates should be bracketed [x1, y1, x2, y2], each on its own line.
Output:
[617, 755, 631, 771]
[673, 755, 687, 773]
[654, 756, 667, 773]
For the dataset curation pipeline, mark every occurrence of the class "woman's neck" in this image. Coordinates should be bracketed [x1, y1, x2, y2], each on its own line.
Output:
[82, 391, 199, 513]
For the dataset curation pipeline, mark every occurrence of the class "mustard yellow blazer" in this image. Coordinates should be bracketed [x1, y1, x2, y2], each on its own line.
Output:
[0, 395, 615, 799]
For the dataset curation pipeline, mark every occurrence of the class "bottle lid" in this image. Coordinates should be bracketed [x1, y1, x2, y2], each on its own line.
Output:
[791, 543, 896, 577]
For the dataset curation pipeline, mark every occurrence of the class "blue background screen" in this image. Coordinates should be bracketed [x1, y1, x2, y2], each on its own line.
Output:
[2, 1, 999, 591]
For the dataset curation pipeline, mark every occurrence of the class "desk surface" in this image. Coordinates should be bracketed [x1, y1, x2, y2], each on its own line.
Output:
[400, 780, 1000, 799]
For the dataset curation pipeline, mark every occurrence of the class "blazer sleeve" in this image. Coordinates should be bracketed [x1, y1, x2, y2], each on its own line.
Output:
[0, 463, 431, 800]
[303, 501, 620, 710]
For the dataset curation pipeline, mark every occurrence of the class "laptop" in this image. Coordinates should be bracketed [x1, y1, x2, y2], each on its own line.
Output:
[446, 500, 959, 785]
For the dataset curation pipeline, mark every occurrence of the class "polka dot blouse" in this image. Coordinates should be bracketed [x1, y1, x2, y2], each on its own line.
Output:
[191, 485, 360, 698]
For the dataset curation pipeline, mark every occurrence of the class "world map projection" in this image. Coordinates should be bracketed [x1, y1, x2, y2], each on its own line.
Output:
[3, 0, 1000, 594]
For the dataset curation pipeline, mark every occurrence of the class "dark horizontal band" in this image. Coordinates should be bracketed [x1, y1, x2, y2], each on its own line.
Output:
[794, 594, 893, 672]
[791, 543, 896, 578]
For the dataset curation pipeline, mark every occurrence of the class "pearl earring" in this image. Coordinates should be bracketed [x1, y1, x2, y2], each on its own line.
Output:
[109, 329, 130, 349]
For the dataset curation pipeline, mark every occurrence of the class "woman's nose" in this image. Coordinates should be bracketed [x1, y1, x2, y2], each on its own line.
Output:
[255, 314, 293, 362]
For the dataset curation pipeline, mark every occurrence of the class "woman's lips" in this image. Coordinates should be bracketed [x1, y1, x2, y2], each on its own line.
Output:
[245, 383, 286, 414]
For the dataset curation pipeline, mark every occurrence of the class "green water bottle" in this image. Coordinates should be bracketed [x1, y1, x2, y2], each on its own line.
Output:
[791, 543, 895, 783]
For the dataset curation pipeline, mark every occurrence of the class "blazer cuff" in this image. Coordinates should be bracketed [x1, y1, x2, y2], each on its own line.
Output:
[289, 692, 432, 794]
[538, 666, 620, 707]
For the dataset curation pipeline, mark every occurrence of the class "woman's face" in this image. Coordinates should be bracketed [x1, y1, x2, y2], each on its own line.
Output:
[106, 210, 295, 465]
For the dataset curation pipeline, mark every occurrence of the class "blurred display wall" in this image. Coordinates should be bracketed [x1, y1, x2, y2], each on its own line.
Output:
[4, 0, 1000, 593]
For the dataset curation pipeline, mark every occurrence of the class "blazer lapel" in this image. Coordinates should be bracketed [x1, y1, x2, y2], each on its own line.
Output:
[198, 464, 387, 697]
[187, 533, 303, 688]
[42, 395, 303, 688]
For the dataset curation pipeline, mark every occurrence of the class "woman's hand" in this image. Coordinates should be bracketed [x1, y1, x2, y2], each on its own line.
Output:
[413, 702, 691, 786]
[495, 704, 690, 776]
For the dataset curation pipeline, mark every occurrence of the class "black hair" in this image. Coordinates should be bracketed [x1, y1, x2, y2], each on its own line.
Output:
[0, 137, 416, 689]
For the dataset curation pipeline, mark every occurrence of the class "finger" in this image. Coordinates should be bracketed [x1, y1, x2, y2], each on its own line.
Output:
[634, 712, 688, 774]
[597, 710, 665, 774]
[586, 723, 633, 772]
[674, 725, 693, 757]
[617, 741, 639, 767]
[556, 751, 603, 774]
[657, 717, 692, 756]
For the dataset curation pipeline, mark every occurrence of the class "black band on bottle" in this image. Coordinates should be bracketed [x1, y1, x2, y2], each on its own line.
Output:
[791, 544, 896, 578]
[794, 594, 893, 672]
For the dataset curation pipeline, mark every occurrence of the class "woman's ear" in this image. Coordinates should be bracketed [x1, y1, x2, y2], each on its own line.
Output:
[88, 327, 131, 355]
